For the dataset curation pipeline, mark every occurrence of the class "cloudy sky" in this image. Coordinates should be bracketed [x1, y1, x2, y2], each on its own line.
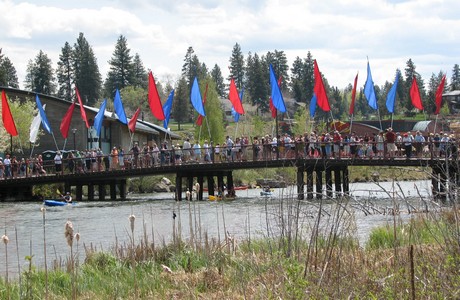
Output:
[1, 0, 459, 91]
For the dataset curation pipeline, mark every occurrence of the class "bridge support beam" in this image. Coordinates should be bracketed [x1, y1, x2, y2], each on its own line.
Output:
[119, 180, 126, 200]
[315, 169, 323, 199]
[217, 175, 224, 196]
[76, 185, 83, 201]
[334, 167, 342, 197]
[227, 171, 234, 193]
[87, 183, 94, 201]
[342, 167, 349, 195]
[110, 182, 117, 200]
[175, 175, 182, 201]
[306, 167, 314, 200]
[98, 184, 106, 201]
[325, 168, 333, 199]
[207, 176, 215, 196]
[197, 176, 204, 200]
[297, 168, 304, 200]
[187, 176, 193, 200]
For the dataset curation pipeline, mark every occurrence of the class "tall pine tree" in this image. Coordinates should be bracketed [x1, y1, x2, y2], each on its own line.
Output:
[228, 43, 245, 90]
[173, 76, 191, 130]
[182, 46, 199, 90]
[56, 41, 74, 101]
[403, 58, 426, 112]
[104, 35, 134, 97]
[73, 32, 101, 106]
[131, 53, 148, 89]
[245, 52, 267, 112]
[24, 50, 56, 95]
[0, 50, 19, 88]
[451, 64, 460, 91]
[210, 64, 225, 98]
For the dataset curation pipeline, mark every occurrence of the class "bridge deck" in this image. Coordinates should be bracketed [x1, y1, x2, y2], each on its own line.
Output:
[0, 156, 448, 188]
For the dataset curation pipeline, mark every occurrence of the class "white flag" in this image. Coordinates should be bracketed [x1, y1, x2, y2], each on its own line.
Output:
[30, 104, 45, 143]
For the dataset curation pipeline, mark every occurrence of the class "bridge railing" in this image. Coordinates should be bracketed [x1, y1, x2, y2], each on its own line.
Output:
[1, 140, 457, 179]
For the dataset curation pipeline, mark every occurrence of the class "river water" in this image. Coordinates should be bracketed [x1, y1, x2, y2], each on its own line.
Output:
[0, 180, 435, 277]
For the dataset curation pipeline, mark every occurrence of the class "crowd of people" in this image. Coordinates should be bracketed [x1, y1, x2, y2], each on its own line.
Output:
[0, 128, 457, 179]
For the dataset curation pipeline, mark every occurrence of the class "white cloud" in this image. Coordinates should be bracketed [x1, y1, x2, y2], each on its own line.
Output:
[1, 0, 459, 92]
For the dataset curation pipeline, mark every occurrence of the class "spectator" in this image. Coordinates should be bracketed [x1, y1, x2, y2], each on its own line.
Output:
[385, 128, 396, 158]
[54, 151, 63, 175]
[403, 132, 414, 158]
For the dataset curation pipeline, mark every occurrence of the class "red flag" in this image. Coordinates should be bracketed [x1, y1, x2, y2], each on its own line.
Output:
[148, 71, 165, 121]
[228, 78, 244, 114]
[349, 72, 358, 115]
[1, 90, 18, 136]
[269, 76, 282, 118]
[410, 76, 424, 110]
[434, 74, 446, 115]
[75, 87, 90, 128]
[60, 102, 75, 138]
[313, 60, 331, 112]
[128, 107, 141, 133]
[196, 83, 208, 126]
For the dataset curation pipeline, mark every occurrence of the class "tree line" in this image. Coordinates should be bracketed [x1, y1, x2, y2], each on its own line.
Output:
[1, 34, 460, 125]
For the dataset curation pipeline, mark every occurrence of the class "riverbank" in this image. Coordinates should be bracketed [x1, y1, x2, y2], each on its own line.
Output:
[0, 203, 458, 299]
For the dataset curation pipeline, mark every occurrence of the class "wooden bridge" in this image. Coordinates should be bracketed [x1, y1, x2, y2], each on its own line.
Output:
[0, 147, 455, 201]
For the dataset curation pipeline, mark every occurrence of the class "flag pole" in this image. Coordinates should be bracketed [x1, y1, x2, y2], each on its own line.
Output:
[390, 113, 394, 128]
[349, 113, 354, 133]
[234, 122, 239, 139]
[18, 136, 24, 155]
[377, 108, 383, 131]
[62, 138, 68, 151]
[30, 143, 36, 158]
[434, 114, 439, 133]
[204, 116, 212, 141]
[329, 110, 337, 131]
[51, 132, 59, 151]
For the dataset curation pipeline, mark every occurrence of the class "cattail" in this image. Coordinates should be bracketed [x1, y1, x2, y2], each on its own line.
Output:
[129, 214, 136, 232]
[64, 221, 74, 247]
[2, 234, 9, 245]
[41, 206, 46, 213]
[75, 232, 80, 242]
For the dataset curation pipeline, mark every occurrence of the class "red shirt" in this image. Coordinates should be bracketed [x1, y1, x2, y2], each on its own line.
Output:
[386, 131, 396, 143]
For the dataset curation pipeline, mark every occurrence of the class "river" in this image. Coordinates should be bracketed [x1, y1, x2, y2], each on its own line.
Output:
[0, 180, 435, 277]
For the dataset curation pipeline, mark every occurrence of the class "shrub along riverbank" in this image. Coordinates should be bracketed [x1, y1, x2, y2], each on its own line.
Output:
[1, 195, 459, 299]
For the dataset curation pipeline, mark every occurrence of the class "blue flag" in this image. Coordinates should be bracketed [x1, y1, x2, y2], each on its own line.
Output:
[232, 87, 244, 122]
[113, 89, 128, 124]
[269, 64, 286, 113]
[386, 71, 400, 113]
[309, 94, 317, 118]
[364, 61, 378, 110]
[35, 95, 52, 134]
[162, 89, 174, 129]
[94, 99, 107, 137]
[190, 77, 205, 116]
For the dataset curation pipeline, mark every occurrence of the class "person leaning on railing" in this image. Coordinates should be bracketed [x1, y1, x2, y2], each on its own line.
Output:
[414, 131, 425, 157]
[402, 132, 414, 158]
[385, 128, 396, 158]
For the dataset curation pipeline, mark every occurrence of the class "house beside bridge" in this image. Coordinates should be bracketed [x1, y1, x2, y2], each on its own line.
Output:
[1, 87, 180, 155]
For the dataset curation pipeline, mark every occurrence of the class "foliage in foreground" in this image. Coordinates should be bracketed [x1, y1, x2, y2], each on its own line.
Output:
[1, 202, 460, 299]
